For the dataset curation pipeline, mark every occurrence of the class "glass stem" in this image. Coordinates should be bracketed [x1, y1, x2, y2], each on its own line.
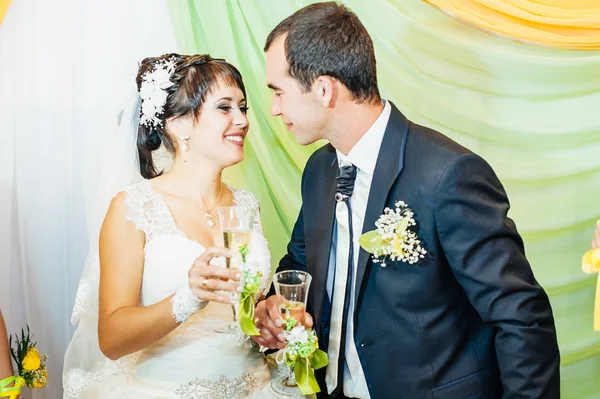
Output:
[286, 364, 297, 387]
[231, 305, 238, 322]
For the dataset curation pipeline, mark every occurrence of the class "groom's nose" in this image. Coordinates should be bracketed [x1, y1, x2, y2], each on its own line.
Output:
[270, 95, 282, 117]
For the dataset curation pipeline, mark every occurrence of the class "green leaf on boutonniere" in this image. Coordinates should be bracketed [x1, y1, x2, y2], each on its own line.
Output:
[358, 230, 384, 253]
[359, 217, 410, 254]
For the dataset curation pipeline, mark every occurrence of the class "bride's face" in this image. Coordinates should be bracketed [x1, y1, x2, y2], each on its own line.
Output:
[175, 81, 249, 168]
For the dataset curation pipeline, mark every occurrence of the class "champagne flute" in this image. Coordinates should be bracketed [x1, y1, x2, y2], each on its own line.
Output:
[215, 205, 257, 334]
[270, 270, 312, 395]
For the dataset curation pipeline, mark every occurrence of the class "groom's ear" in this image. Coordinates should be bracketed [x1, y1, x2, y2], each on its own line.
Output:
[314, 75, 338, 108]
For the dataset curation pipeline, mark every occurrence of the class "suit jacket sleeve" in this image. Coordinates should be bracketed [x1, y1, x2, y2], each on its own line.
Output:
[267, 170, 308, 298]
[434, 153, 560, 398]
[277, 203, 307, 274]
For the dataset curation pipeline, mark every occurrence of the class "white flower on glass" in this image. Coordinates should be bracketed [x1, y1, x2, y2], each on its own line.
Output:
[285, 325, 309, 345]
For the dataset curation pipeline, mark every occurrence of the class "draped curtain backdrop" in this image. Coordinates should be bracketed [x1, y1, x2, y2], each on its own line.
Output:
[0, 1, 177, 397]
[167, 1, 600, 398]
[425, 0, 600, 49]
[0, 0, 10, 25]
[1, 1, 599, 398]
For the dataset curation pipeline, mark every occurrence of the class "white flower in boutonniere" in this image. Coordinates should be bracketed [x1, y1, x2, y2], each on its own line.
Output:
[359, 201, 427, 267]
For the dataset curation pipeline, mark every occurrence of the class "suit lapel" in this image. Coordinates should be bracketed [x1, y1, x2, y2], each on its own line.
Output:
[309, 148, 338, 333]
[354, 104, 410, 310]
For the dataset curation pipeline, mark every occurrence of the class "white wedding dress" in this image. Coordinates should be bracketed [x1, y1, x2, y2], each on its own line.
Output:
[63, 180, 295, 398]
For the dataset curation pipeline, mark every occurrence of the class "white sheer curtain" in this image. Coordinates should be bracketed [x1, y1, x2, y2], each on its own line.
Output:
[0, 1, 177, 397]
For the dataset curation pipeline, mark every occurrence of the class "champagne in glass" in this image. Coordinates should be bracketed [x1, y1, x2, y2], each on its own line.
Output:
[222, 228, 252, 269]
[279, 301, 306, 323]
[216, 206, 257, 334]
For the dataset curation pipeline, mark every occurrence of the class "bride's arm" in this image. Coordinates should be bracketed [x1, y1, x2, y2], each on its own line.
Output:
[0, 310, 14, 381]
[97, 193, 239, 360]
[97, 192, 178, 360]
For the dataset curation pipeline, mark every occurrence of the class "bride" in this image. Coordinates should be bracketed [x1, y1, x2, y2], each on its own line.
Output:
[63, 53, 288, 398]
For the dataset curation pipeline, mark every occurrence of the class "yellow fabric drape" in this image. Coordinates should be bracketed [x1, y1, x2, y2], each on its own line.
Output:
[582, 249, 600, 331]
[0, 0, 10, 26]
[424, 0, 600, 49]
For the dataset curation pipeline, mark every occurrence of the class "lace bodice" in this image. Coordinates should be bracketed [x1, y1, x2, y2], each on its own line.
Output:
[63, 180, 279, 399]
[123, 179, 266, 245]
[69, 181, 270, 323]
[122, 180, 270, 306]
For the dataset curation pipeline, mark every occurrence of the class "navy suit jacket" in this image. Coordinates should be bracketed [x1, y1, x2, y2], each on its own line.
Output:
[274, 103, 560, 398]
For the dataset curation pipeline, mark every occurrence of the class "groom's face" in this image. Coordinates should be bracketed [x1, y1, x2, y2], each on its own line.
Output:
[266, 36, 327, 146]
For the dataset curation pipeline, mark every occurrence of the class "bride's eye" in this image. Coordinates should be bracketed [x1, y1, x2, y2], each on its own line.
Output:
[239, 106, 249, 114]
[218, 105, 231, 112]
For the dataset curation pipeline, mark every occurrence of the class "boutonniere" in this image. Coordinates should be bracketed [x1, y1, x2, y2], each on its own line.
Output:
[359, 201, 426, 267]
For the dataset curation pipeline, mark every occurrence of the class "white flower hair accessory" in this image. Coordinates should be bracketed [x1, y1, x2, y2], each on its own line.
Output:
[139, 57, 177, 128]
[359, 201, 427, 267]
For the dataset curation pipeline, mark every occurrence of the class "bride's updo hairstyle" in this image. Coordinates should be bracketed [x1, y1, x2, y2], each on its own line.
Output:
[135, 53, 247, 179]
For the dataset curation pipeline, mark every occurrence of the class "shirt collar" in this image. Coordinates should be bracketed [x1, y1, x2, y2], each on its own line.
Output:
[336, 99, 391, 175]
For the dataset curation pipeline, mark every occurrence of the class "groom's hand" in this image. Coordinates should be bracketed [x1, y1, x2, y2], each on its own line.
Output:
[253, 296, 286, 349]
[252, 296, 315, 349]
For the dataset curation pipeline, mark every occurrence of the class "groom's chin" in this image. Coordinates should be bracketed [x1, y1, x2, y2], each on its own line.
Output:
[294, 135, 320, 147]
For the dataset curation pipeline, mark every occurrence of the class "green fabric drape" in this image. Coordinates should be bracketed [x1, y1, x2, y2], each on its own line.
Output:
[167, 1, 600, 397]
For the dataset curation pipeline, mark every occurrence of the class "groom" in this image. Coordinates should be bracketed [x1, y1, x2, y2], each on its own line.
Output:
[253, 2, 560, 398]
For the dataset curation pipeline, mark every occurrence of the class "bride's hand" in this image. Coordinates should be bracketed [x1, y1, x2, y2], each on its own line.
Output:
[188, 247, 241, 304]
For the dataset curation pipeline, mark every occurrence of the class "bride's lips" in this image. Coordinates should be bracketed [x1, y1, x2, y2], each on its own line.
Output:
[224, 132, 246, 147]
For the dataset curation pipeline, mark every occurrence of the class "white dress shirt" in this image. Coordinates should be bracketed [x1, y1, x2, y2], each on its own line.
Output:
[326, 100, 391, 398]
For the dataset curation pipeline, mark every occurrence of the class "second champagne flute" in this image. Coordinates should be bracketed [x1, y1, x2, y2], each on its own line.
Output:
[270, 270, 312, 395]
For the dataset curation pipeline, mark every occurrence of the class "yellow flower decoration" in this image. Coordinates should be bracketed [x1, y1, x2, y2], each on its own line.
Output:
[9, 325, 49, 391]
[31, 369, 48, 388]
[22, 347, 41, 371]
[391, 233, 406, 256]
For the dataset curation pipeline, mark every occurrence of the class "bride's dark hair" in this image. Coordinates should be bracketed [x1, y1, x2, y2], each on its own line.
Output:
[135, 53, 247, 179]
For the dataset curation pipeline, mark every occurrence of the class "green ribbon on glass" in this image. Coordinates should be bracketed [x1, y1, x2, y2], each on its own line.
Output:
[237, 244, 261, 336]
[238, 290, 260, 336]
[293, 348, 328, 395]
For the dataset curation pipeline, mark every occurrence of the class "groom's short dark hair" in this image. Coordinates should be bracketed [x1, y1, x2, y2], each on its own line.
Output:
[264, 2, 380, 104]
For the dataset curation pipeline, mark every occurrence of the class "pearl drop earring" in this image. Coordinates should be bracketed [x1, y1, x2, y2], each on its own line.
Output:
[179, 135, 190, 152]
